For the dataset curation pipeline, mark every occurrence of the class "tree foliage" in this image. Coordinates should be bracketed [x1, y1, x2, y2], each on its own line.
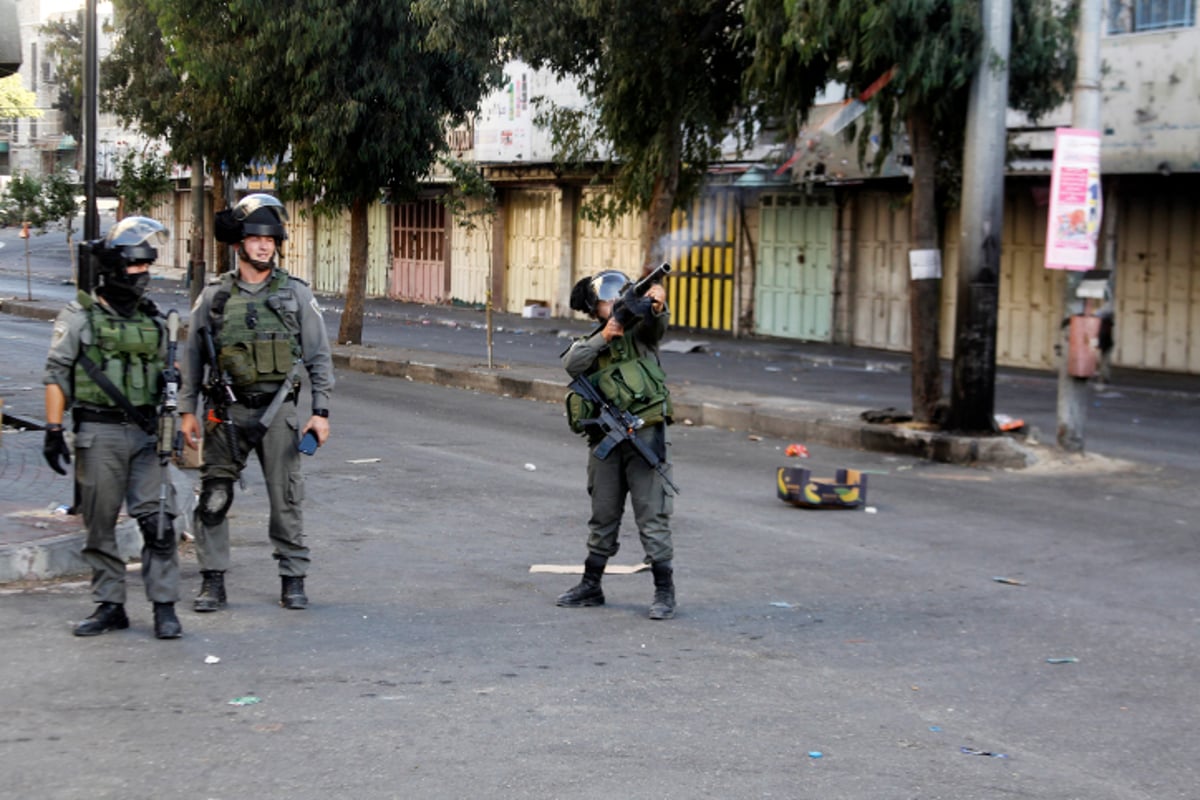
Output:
[40, 14, 83, 140]
[0, 74, 41, 120]
[0, 173, 46, 227]
[506, 0, 754, 268]
[114, 149, 172, 215]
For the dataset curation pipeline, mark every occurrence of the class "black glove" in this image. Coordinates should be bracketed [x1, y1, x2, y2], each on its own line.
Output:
[43, 426, 71, 475]
[613, 294, 654, 328]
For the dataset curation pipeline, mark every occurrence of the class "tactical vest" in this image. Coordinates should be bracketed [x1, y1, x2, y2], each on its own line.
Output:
[73, 292, 163, 408]
[210, 269, 303, 387]
[566, 334, 673, 433]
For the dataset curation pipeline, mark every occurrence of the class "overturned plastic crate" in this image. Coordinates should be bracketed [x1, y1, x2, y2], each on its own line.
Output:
[776, 467, 867, 510]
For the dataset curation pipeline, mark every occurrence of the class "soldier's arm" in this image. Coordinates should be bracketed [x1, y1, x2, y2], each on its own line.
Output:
[178, 291, 211, 416]
[293, 283, 335, 412]
[562, 333, 606, 378]
[42, 306, 82, 412]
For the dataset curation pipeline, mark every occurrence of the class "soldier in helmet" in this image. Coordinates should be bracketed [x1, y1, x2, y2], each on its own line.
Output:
[558, 269, 678, 619]
[42, 216, 183, 639]
[178, 194, 334, 613]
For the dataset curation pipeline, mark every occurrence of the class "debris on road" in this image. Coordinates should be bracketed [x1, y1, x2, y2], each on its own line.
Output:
[785, 443, 809, 458]
[777, 467, 867, 509]
[228, 696, 261, 706]
[992, 576, 1024, 585]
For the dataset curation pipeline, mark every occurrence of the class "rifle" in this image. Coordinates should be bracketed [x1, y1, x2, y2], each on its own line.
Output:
[568, 372, 680, 495]
[155, 310, 184, 546]
[198, 325, 243, 477]
[583, 261, 672, 340]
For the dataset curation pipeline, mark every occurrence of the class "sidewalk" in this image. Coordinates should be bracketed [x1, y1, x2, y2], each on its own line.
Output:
[4, 290, 1198, 583]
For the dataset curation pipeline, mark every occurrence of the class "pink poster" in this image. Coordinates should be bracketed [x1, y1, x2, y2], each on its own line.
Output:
[1045, 128, 1102, 271]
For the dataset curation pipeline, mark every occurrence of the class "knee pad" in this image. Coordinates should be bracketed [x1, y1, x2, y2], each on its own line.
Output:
[199, 479, 235, 526]
[137, 514, 176, 556]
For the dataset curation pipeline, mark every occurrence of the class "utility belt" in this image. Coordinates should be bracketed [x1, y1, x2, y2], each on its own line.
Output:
[233, 389, 297, 409]
[73, 404, 157, 426]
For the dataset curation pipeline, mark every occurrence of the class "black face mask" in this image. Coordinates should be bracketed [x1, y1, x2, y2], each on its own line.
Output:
[98, 271, 151, 316]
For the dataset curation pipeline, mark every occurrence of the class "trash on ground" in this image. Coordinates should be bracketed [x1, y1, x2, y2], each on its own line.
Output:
[808, 751, 823, 759]
[960, 746, 1008, 758]
[204, 655, 220, 665]
[658, 339, 708, 354]
[748, 434, 764, 442]
[346, 458, 381, 464]
[785, 443, 809, 458]
[1045, 657, 1079, 664]
[865, 506, 878, 514]
[777, 467, 867, 509]
[530, 563, 649, 575]
[929, 726, 942, 732]
[524, 463, 537, 471]
[769, 601, 794, 608]
[992, 576, 1024, 585]
[861, 407, 912, 424]
[994, 413, 1025, 432]
[764, 366, 782, 372]
[228, 696, 261, 706]
[53, 504, 70, 515]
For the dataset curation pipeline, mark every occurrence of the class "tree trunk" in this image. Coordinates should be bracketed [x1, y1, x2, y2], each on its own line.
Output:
[188, 156, 206, 305]
[337, 197, 370, 345]
[640, 130, 682, 276]
[210, 163, 229, 275]
[905, 111, 944, 424]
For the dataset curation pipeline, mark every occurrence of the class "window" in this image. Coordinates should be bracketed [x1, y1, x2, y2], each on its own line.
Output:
[1108, 0, 1196, 33]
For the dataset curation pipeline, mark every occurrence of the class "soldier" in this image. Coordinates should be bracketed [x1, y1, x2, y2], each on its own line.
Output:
[558, 269, 678, 619]
[179, 194, 334, 612]
[42, 216, 183, 639]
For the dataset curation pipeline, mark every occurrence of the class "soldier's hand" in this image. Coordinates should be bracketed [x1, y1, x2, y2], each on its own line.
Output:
[180, 413, 201, 450]
[42, 425, 71, 475]
[602, 316, 624, 342]
[646, 284, 666, 313]
[303, 415, 331, 445]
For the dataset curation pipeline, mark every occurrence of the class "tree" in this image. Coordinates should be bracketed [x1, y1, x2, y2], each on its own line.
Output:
[0, 172, 45, 300]
[240, 0, 507, 345]
[743, 0, 1076, 423]
[506, 0, 754, 274]
[40, 14, 83, 142]
[40, 169, 82, 279]
[113, 148, 172, 215]
[0, 73, 41, 120]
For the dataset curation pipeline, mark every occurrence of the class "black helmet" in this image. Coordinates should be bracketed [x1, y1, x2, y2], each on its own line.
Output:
[215, 193, 289, 243]
[93, 216, 168, 274]
[569, 269, 632, 315]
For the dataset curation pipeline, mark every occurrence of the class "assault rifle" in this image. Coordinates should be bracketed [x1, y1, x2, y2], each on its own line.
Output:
[198, 325, 242, 474]
[155, 310, 184, 546]
[568, 372, 680, 495]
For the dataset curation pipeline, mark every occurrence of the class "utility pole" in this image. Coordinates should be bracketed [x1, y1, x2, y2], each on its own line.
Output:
[950, 0, 1012, 432]
[1056, 0, 1103, 452]
[78, 0, 99, 291]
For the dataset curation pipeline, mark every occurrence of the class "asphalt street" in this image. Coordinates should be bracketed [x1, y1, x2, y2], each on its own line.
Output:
[2, 222, 1200, 798]
[2, 344, 1199, 797]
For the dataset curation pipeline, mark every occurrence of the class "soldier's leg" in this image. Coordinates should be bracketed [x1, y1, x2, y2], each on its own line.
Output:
[74, 423, 130, 605]
[260, 409, 309, 577]
[628, 425, 676, 619]
[126, 429, 180, 606]
[585, 446, 628, 560]
[629, 425, 674, 564]
[194, 415, 241, 573]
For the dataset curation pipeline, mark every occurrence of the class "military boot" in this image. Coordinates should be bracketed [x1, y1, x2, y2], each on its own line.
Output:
[556, 554, 607, 607]
[74, 602, 130, 636]
[648, 560, 676, 620]
[281, 576, 308, 610]
[153, 603, 183, 639]
[193, 570, 226, 612]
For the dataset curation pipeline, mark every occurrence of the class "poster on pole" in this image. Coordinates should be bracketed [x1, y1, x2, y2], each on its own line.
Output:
[1044, 128, 1102, 271]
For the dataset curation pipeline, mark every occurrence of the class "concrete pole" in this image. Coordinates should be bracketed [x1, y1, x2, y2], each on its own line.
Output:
[78, 0, 99, 292]
[950, 0, 1012, 432]
[1056, 0, 1103, 452]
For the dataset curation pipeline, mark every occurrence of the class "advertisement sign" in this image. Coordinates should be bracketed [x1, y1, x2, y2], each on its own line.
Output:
[1045, 128, 1102, 271]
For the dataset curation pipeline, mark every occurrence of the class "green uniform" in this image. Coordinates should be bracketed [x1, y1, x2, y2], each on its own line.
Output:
[179, 268, 334, 577]
[43, 293, 180, 604]
[562, 307, 675, 564]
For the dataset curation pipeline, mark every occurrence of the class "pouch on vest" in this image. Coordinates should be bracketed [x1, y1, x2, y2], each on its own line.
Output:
[565, 391, 596, 435]
[592, 358, 672, 425]
[219, 343, 258, 386]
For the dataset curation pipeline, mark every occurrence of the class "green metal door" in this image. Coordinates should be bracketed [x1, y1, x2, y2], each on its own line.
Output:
[755, 194, 835, 340]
